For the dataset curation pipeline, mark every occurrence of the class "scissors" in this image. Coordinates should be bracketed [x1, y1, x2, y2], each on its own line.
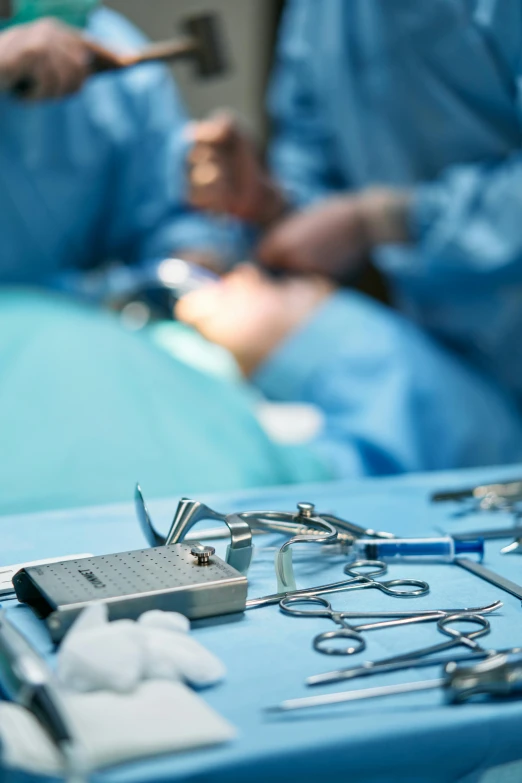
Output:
[245, 560, 429, 610]
[373, 612, 491, 665]
[307, 612, 509, 686]
[278, 561, 429, 655]
[333, 560, 430, 598]
[279, 596, 472, 656]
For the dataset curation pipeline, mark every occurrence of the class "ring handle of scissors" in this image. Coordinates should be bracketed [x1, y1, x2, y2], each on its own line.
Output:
[343, 562, 429, 597]
[437, 613, 490, 641]
[343, 560, 388, 579]
[373, 578, 430, 597]
[279, 595, 334, 617]
[314, 629, 366, 656]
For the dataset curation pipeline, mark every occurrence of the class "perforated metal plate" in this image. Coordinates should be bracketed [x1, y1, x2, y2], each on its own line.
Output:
[13, 543, 248, 641]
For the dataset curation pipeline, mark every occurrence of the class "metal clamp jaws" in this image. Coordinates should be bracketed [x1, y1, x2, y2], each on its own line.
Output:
[432, 478, 522, 511]
[135, 485, 252, 575]
[167, 499, 253, 575]
[134, 487, 395, 579]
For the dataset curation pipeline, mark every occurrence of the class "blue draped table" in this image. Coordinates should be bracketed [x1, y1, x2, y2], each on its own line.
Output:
[2, 464, 522, 783]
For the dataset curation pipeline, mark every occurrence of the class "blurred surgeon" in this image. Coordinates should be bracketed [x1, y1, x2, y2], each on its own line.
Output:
[0, 2, 276, 515]
[0, 0, 230, 286]
[183, 0, 522, 478]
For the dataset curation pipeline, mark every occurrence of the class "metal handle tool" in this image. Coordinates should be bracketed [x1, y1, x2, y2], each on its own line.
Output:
[13, 12, 228, 97]
[456, 558, 522, 600]
[452, 526, 522, 541]
[432, 479, 522, 504]
[307, 643, 521, 687]
[89, 14, 227, 77]
[0, 610, 85, 781]
[266, 649, 522, 713]
[432, 478, 522, 513]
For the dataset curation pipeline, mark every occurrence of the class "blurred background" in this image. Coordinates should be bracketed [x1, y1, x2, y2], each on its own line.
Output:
[106, 0, 283, 138]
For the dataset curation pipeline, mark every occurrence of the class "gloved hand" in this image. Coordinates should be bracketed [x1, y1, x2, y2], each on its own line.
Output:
[57, 604, 226, 693]
[257, 190, 412, 280]
[176, 263, 334, 376]
[187, 112, 287, 225]
[0, 18, 120, 100]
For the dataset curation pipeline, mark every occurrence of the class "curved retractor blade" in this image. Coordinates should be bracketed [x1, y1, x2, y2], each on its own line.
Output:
[135, 483, 167, 547]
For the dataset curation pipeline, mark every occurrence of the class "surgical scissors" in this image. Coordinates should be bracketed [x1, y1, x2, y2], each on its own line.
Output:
[280, 595, 451, 655]
[372, 612, 491, 665]
[246, 559, 429, 610]
[284, 608, 442, 661]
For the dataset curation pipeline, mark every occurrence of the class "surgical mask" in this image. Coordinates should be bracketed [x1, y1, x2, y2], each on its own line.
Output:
[0, 0, 99, 29]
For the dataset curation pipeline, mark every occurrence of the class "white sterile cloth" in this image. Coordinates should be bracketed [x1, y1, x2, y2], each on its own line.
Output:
[1, 681, 235, 775]
[0, 605, 235, 775]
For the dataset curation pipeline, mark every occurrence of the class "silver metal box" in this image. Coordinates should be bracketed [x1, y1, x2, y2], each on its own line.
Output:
[13, 543, 248, 642]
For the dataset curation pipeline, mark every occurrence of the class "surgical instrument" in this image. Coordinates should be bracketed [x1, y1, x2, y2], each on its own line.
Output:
[91, 14, 228, 78]
[348, 537, 484, 563]
[246, 560, 429, 610]
[13, 13, 229, 97]
[456, 558, 522, 601]
[135, 486, 255, 575]
[308, 612, 508, 685]
[432, 478, 522, 511]
[135, 485, 395, 553]
[58, 258, 221, 318]
[137, 489, 368, 591]
[266, 650, 522, 713]
[452, 526, 522, 541]
[356, 613, 492, 667]
[331, 561, 429, 597]
[0, 610, 85, 782]
[276, 562, 428, 655]
[308, 644, 521, 687]
[280, 598, 469, 656]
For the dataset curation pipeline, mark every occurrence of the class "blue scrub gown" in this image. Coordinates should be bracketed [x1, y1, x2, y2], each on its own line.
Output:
[0, 7, 236, 284]
[268, 0, 522, 398]
[250, 0, 522, 476]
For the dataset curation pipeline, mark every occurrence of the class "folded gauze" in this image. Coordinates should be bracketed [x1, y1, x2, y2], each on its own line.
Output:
[57, 603, 226, 692]
[0, 604, 233, 776]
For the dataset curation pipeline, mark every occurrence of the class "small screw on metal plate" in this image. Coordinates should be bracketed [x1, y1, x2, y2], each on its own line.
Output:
[296, 502, 315, 518]
[190, 544, 215, 565]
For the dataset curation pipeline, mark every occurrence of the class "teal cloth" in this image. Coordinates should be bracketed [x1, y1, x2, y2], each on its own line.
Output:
[0, 292, 331, 516]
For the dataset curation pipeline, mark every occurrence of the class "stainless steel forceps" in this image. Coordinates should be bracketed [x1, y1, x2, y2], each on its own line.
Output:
[372, 612, 491, 665]
[280, 594, 448, 655]
[322, 560, 429, 599]
[278, 561, 429, 655]
[308, 613, 501, 684]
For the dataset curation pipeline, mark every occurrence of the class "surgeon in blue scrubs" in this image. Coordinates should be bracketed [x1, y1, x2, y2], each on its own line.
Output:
[183, 0, 522, 480]
[0, 0, 231, 284]
[0, 1, 287, 515]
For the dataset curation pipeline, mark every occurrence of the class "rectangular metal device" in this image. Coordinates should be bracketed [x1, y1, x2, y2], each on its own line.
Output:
[13, 544, 248, 642]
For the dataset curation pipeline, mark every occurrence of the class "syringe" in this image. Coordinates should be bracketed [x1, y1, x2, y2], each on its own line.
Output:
[348, 536, 484, 563]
